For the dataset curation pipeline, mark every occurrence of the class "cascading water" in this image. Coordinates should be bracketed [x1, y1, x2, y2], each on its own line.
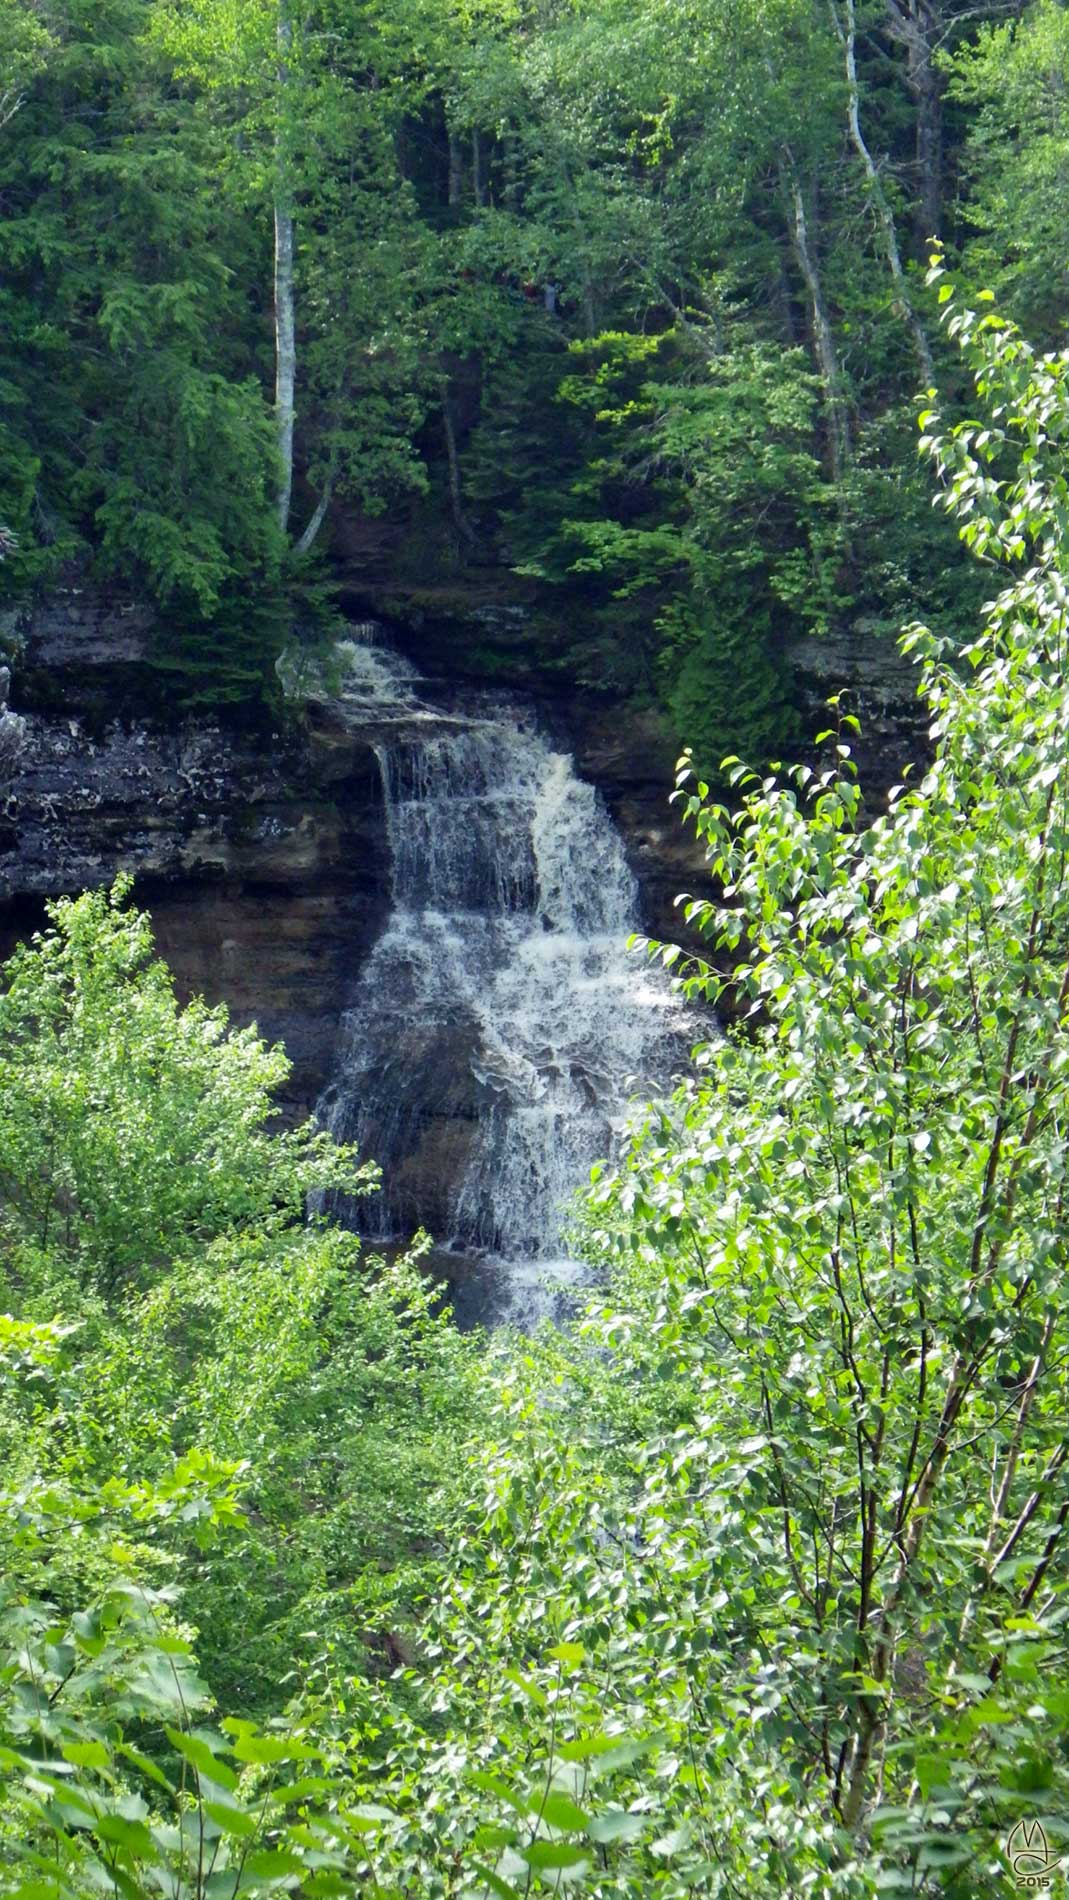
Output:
[317, 629, 695, 1326]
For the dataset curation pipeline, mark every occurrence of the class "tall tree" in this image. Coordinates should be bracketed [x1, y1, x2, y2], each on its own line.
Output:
[949, 0, 1069, 340]
[0, 0, 283, 633]
[274, 0, 297, 529]
[831, 0, 934, 386]
[885, 0, 946, 247]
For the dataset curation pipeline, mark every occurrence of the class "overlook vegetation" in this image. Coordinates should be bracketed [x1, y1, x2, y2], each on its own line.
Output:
[2, 281, 1069, 1891]
[2, 0, 1068, 748]
[4, 0, 1069, 1891]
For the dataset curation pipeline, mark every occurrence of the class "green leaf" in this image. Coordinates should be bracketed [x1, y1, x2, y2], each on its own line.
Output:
[228, 1732, 319, 1766]
[342, 1803, 396, 1832]
[587, 1810, 647, 1845]
[265, 1777, 334, 1806]
[60, 1741, 111, 1771]
[242, 1850, 307, 1877]
[166, 1727, 238, 1791]
[203, 1798, 261, 1838]
[557, 1736, 618, 1763]
[519, 1841, 591, 1870]
[546, 1642, 585, 1667]
[117, 1745, 176, 1794]
[94, 1814, 155, 1852]
[470, 1864, 521, 1899]
[539, 1791, 591, 1831]
[470, 1773, 530, 1818]
[503, 1668, 548, 1709]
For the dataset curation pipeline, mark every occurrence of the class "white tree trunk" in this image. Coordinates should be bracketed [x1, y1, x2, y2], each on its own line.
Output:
[274, 0, 296, 534]
[295, 471, 334, 556]
[832, 0, 933, 387]
[780, 151, 850, 482]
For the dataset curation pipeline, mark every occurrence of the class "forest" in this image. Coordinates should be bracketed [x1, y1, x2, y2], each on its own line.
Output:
[3, 0, 1067, 746]
[4, 0, 1069, 1893]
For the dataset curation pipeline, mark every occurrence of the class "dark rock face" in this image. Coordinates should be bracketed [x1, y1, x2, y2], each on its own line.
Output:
[10, 583, 154, 670]
[0, 581, 928, 1134]
[0, 586, 390, 1119]
[790, 623, 930, 806]
[537, 640, 927, 947]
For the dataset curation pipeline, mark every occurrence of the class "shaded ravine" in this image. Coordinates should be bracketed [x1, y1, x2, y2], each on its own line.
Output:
[316, 629, 695, 1326]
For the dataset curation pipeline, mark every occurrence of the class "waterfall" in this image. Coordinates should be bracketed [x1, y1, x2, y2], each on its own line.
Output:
[317, 630, 693, 1326]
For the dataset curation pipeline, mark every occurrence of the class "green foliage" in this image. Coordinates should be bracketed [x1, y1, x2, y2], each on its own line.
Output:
[0, 0, 1026, 734]
[828, 404, 990, 645]
[7, 289, 1069, 1898]
[949, 0, 1069, 341]
[0, 0, 286, 648]
[228, 282, 1069, 1899]
[564, 279, 1069, 1877]
[8, 0, 1069, 1884]
[79, 1230, 477, 1713]
[0, 1558, 400, 1897]
[0, 0, 482, 699]
[0, 880, 366, 1300]
[506, 327, 825, 766]
[0, 881, 482, 1743]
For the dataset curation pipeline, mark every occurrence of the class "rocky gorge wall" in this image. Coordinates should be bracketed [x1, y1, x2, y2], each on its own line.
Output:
[0, 579, 928, 1128]
[0, 582, 389, 1118]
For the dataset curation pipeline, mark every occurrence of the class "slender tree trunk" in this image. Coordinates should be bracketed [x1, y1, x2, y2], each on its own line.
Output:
[947, 1314, 1055, 1677]
[911, 27, 942, 249]
[471, 129, 486, 208]
[503, 131, 520, 212]
[442, 396, 476, 548]
[839, 1350, 969, 1828]
[780, 151, 850, 482]
[274, 0, 296, 534]
[885, 0, 943, 251]
[832, 0, 933, 386]
[274, 200, 296, 532]
[295, 471, 334, 556]
[448, 128, 463, 208]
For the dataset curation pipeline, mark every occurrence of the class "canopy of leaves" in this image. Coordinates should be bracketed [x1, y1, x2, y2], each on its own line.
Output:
[1, 0, 1056, 738]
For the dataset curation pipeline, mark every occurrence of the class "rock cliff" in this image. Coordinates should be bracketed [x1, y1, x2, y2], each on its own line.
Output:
[0, 581, 927, 1130]
[0, 583, 389, 1117]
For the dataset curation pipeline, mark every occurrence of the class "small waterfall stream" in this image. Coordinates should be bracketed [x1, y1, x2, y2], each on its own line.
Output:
[317, 629, 693, 1326]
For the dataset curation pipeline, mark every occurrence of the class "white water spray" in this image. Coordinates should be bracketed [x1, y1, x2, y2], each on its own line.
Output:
[317, 631, 693, 1325]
